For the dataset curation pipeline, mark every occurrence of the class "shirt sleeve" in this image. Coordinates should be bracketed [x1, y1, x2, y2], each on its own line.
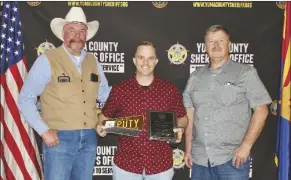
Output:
[169, 85, 187, 118]
[96, 60, 112, 103]
[18, 54, 50, 135]
[101, 85, 120, 118]
[182, 74, 195, 108]
[244, 67, 272, 108]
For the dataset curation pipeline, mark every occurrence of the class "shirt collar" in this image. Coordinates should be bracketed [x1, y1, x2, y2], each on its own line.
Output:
[62, 44, 87, 62]
[131, 73, 158, 89]
[207, 59, 232, 74]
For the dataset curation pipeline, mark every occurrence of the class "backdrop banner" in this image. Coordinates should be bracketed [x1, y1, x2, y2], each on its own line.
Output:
[17, 1, 284, 180]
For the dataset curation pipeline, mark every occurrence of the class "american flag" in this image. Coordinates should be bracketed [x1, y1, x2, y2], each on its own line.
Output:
[0, 2, 42, 180]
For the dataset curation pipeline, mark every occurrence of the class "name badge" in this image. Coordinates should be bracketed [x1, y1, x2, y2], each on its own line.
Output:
[58, 73, 70, 83]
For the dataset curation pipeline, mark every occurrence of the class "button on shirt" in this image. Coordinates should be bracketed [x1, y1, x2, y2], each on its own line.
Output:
[183, 60, 272, 167]
[102, 75, 186, 175]
[18, 46, 111, 135]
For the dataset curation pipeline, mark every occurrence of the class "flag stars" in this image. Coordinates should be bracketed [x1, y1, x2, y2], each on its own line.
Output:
[15, 40, 20, 46]
[11, 17, 16, 22]
[1, 23, 7, 29]
[12, 7, 18, 12]
[7, 37, 13, 43]
[2, 3, 25, 73]
[1, 33, 6, 39]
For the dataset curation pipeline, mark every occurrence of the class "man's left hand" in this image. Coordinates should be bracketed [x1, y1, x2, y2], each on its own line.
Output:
[173, 127, 185, 143]
[232, 144, 251, 168]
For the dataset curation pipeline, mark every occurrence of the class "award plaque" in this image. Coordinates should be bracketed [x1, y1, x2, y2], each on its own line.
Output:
[148, 110, 177, 142]
[103, 115, 144, 137]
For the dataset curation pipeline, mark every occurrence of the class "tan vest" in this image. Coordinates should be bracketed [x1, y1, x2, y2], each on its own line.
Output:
[40, 47, 100, 130]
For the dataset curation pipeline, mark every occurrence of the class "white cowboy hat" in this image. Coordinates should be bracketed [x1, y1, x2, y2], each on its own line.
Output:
[50, 7, 99, 41]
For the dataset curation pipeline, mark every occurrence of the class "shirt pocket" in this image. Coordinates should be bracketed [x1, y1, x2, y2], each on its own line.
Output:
[216, 85, 240, 106]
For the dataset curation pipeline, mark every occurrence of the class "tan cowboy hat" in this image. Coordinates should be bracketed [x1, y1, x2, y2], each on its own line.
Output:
[50, 7, 99, 41]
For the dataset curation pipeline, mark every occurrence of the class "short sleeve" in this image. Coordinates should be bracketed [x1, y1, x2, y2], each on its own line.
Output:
[244, 67, 272, 108]
[182, 74, 195, 108]
[169, 85, 187, 118]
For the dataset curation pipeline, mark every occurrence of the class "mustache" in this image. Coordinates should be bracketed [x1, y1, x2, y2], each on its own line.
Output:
[69, 39, 85, 44]
[212, 47, 222, 51]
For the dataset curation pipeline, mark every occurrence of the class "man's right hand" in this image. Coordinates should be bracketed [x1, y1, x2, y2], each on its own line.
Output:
[41, 129, 59, 147]
[96, 125, 107, 137]
[184, 152, 193, 168]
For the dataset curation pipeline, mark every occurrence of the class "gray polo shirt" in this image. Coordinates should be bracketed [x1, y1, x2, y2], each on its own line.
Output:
[183, 60, 272, 167]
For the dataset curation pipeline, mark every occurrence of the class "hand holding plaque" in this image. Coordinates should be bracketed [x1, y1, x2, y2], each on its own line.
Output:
[148, 111, 177, 143]
[102, 115, 144, 137]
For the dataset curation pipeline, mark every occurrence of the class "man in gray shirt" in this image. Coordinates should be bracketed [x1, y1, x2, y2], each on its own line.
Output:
[183, 25, 272, 180]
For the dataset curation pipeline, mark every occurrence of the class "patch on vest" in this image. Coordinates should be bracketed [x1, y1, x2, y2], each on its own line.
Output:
[58, 75, 70, 83]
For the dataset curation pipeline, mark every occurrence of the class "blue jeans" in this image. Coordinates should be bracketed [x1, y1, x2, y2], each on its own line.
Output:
[42, 129, 97, 180]
[191, 159, 250, 180]
[112, 162, 174, 180]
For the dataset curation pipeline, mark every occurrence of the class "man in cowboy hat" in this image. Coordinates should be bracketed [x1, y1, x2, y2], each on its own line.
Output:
[19, 7, 111, 180]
